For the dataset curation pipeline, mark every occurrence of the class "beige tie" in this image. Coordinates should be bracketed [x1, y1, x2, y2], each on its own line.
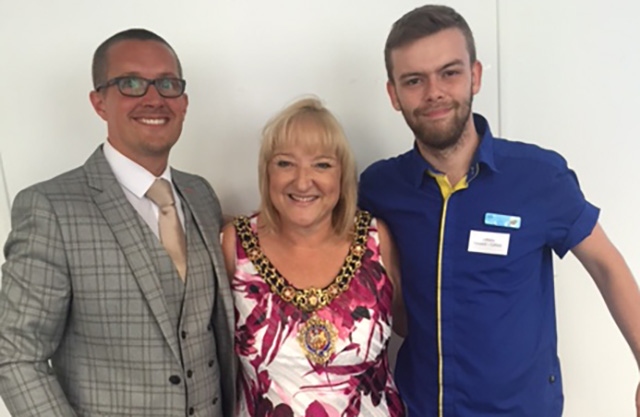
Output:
[146, 178, 187, 280]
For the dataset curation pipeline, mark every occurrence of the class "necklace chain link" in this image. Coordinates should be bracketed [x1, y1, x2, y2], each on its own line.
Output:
[234, 211, 371, 313]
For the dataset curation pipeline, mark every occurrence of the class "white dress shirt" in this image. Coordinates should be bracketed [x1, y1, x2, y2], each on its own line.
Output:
[103, 140, 186, 239]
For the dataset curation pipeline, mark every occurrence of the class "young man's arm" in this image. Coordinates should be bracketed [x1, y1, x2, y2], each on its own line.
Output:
[571, 222, 640, 417]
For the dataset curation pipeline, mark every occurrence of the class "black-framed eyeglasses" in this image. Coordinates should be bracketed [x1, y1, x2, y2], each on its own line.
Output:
[95, 76, 186, 98]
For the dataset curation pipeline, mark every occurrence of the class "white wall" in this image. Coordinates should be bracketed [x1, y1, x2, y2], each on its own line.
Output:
[499, 1, 639, 416]
[0, 0, 636, 416]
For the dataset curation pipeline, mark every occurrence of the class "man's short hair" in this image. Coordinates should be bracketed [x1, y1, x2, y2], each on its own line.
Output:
[384, 5, 476, 82]
[92, 28, 182, 89]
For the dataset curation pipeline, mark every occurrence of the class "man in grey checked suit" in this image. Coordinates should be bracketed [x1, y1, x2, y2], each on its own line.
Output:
[0, 29, 236, 416]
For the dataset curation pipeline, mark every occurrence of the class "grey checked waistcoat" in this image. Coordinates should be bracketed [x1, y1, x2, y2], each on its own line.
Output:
[139, 201, 223, 417]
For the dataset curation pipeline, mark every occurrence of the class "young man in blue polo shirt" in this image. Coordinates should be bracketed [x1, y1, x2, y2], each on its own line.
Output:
[358, 5, 640, 417]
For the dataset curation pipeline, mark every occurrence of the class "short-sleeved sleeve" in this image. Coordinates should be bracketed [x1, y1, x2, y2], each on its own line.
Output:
[544, 166, 599, 258]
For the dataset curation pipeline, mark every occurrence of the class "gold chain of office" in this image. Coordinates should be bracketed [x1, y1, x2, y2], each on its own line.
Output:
[234, 210, 371, 313]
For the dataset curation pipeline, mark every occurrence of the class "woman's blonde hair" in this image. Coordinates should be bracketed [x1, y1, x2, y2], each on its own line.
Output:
[258, 97, 357, 237]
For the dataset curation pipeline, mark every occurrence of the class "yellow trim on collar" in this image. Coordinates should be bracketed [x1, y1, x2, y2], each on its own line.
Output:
[430, 173, 469, 199]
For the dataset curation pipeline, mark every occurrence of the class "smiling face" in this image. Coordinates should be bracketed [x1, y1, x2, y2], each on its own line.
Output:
[387, 28, 482, 152]
[89, 39, 188, 174]
[267, 142, 342, 233]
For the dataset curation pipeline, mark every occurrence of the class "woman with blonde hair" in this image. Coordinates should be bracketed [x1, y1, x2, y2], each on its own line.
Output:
[222, 97, 406, 416]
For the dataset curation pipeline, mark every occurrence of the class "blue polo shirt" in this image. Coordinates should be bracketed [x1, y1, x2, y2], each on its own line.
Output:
[358, 114, 599, 417]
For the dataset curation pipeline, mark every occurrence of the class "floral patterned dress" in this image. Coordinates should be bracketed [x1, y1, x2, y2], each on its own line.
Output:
[231, 211, 405, 417]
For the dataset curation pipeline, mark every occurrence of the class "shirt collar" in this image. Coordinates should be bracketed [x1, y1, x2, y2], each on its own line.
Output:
[472, 113, 498, 173]
[407, 113, 498, 188]
[103, 140, 173, 198]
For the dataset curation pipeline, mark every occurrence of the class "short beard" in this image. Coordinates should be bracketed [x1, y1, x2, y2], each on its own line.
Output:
[402, 93, 473, 152]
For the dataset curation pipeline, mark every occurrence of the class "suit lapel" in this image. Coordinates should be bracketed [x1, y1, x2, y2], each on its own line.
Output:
[84, 147, 182, 362]
[173, 171, 235, 341]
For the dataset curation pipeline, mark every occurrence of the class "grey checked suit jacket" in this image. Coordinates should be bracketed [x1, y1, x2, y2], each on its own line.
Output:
[0, 147, 236, 416]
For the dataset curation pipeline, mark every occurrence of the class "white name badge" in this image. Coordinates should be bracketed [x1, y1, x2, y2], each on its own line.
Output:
[468, 230, 510, 256]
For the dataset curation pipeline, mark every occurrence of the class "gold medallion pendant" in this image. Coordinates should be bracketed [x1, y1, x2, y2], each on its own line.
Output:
[235, 211, 372, 366]
[297, 315, 337, 365]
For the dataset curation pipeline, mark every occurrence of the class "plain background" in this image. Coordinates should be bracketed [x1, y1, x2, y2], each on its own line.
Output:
[0, 1, 637, 416]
